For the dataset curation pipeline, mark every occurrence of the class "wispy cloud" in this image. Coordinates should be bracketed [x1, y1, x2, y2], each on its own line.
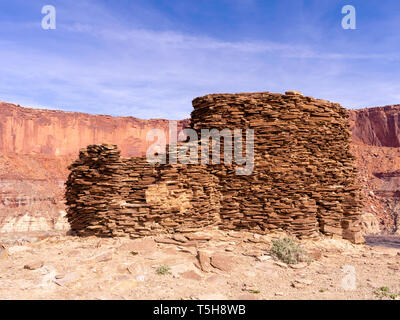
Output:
[0, 0, 399, 119]
[63, 22, 400, 61]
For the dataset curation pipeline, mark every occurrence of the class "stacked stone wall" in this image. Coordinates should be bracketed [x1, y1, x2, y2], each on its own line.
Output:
[65, 91, 363, 242]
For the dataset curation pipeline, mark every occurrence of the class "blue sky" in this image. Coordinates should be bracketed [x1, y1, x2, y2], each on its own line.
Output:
[0, 0, 399, 119]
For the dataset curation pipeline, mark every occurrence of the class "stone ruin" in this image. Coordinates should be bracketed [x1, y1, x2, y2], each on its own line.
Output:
[65, 91, 364, 243]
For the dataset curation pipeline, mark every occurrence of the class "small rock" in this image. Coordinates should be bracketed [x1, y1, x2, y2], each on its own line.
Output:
[54, 272, 79, 286]
[38, 266, 57, 288]
[180, 270, 202, 281]
[95, 240, 106, 248]
[24, 261, 44, 270]
[169, 263, 196, 277]
[172, 234, 188, 243]
[197, 250, 212, 272]
[298, 279, 313, 285]
[227, 231, 242, 238]
[19, 236, 38, 244]
[206, 274, 227, 284]
[237, 294, 257, 300]
[155, 237, 181, 245]
[127, 264, 136, 274]
[247, 234, 265, 243]
[256, 255, 272, 262]
[242, 283, 258, 292]
[291, 279, 313, 288]
[178, 241, 198, 248]
[210, 254, 233, 272]
[242, 250, 263, 258]
[0, 245, 7, 260]
[111, 279, 138, 292]
[285, 90, 303, 96]
[119, 238, 156, 255]
[186, 234, 211, 241]
[178, 246, 197, 255]
[7, 246, 32, 255]
[290, 263, 308, 269]
[253, 262, 279, 277]
[275, 292, 284, 296]
[274, 261, 288, 268]
[116, 263, 131, 274]
[94, 251, 113, 263]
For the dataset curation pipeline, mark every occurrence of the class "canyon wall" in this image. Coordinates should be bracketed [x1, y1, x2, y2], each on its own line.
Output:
[349, 105, 400, 147]
[0, 153, 71, 233]
[349, 106, 400, 233]
[0, 102, 190, 157]
[0, 101, 188, 234]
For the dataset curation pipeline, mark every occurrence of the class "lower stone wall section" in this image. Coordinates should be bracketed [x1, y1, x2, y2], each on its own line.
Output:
[65, 145, 221, 238]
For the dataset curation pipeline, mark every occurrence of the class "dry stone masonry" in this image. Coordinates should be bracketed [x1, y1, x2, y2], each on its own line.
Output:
[65, 91, 364, 243]
[65, 147, 221, 238]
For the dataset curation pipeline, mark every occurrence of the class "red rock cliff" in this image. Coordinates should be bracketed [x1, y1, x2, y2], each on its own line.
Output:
[349, 105, 400, 147]
[349, 106, 400, 233]
[0, 102, 189, 157]
[0, 101, 189, 234]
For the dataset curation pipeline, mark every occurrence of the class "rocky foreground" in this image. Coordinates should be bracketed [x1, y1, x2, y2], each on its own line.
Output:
[0, 229, 399, 300]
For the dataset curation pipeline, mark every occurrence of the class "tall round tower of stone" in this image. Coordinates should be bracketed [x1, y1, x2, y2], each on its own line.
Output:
[191, 91, 363, 242]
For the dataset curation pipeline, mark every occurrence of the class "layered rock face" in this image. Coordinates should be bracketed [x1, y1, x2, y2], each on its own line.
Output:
[349, 106, 400, 233]
[0, 101, 187, 234]
[0, 153, 71, 234]
[0, 102, 188, 157]
[65, 91, 364, 242]
[350, 144, 400, 233]
[349, 105, 400, 147]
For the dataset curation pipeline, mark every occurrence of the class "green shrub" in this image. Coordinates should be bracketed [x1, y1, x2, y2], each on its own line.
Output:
[249, 289, 260, 294]
[380, 286, 390, 293]
[156, 265, 170, 275]
[374, 286, 398, 300]
[268, 237, 310, 265]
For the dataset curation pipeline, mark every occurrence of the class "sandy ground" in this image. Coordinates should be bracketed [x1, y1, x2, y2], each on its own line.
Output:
[0, 229, 399, 300]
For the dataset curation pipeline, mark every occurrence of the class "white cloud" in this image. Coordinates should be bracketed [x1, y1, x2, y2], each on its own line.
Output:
[0, 1, 399, 119]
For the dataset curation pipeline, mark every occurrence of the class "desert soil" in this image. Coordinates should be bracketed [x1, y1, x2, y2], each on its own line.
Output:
[0, 229, 399, 300]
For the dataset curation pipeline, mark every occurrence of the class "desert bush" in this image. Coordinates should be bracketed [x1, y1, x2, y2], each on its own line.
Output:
[268, 237, 310, 265]
[156, 265, 170, 275]
[374, 286, 399, 300]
